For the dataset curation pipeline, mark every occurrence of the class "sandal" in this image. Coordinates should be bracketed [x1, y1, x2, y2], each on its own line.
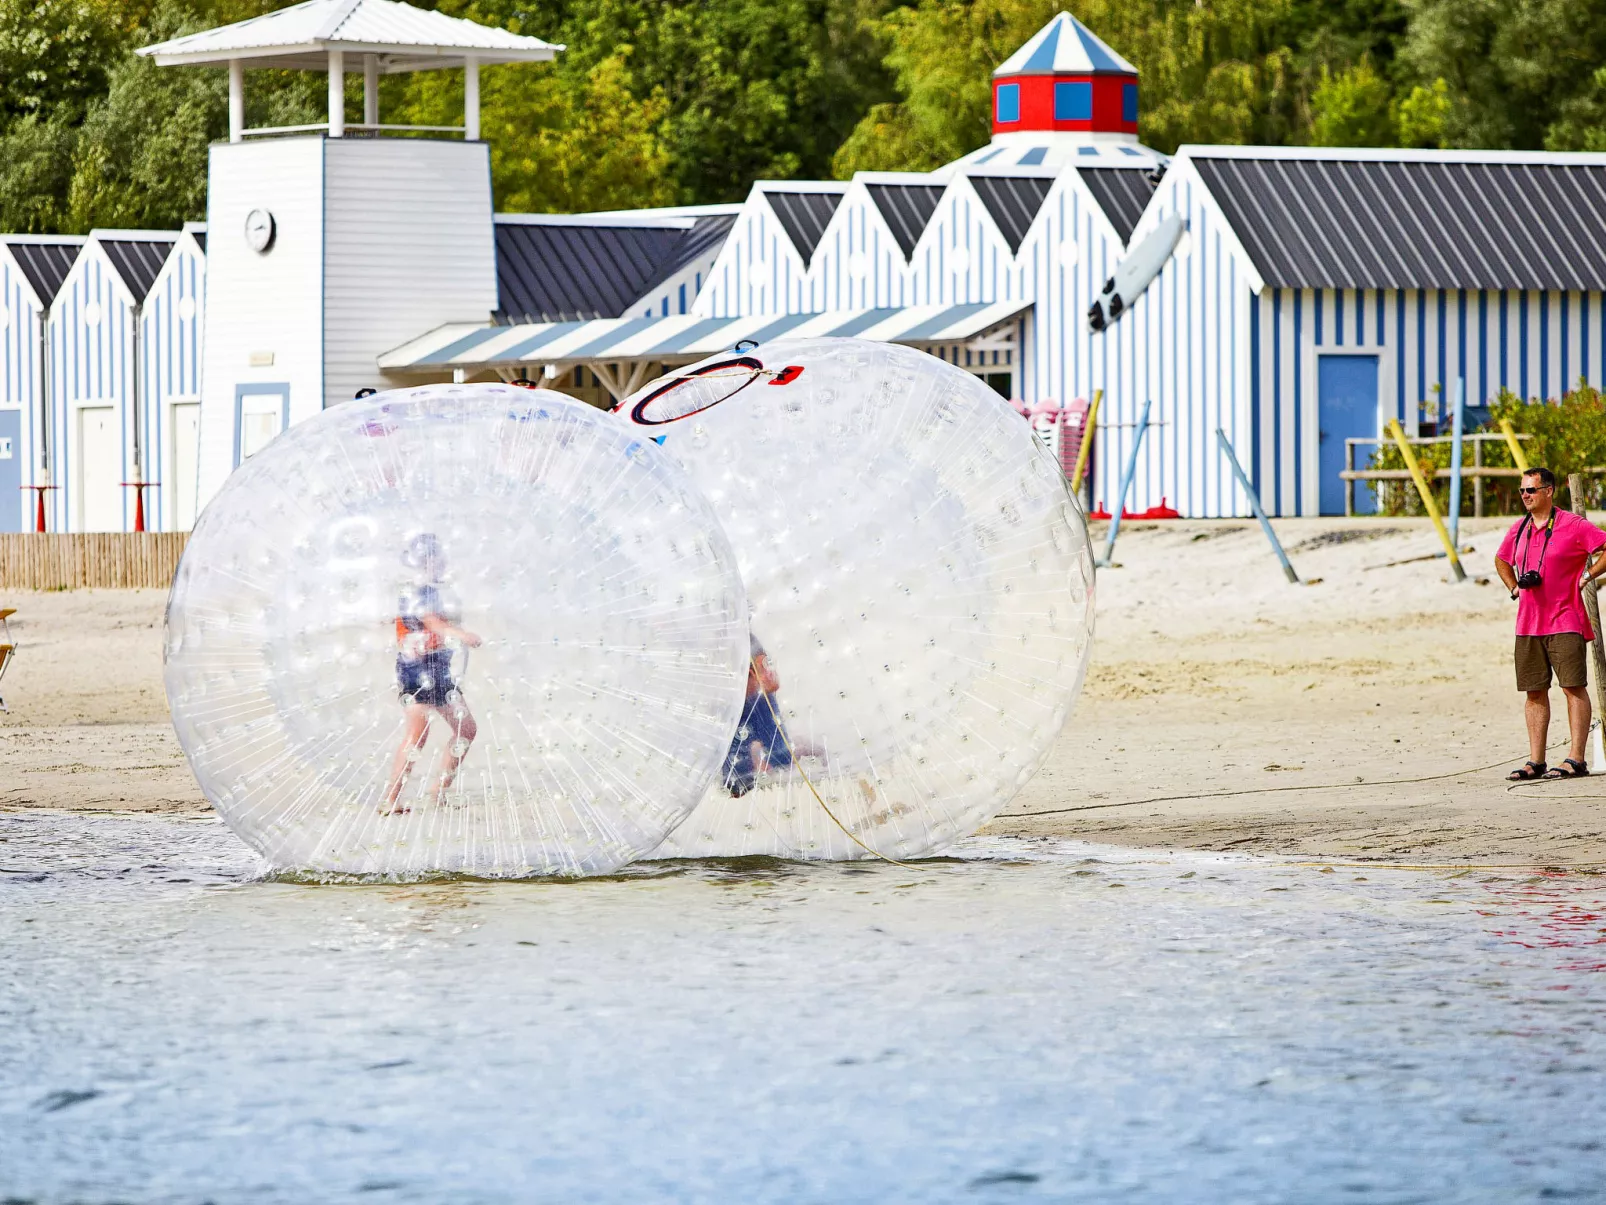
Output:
[1543, 758, 1590, 780]
[1507, 760, 1547, 781]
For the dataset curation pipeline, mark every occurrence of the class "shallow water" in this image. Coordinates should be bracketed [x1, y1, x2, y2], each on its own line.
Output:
[2, 813, 1603, 1205]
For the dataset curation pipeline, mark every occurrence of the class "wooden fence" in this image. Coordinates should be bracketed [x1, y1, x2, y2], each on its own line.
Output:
[0, 533, 189, 590]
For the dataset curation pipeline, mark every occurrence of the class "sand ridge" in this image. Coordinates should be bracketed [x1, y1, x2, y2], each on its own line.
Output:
[1, 517, 1602, 865]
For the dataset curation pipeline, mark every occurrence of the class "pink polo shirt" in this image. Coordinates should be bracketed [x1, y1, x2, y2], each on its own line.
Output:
[1497, 509, 1606, 638]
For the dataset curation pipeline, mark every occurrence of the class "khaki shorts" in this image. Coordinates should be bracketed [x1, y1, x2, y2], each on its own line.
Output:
[1515, 633, 1589, 692]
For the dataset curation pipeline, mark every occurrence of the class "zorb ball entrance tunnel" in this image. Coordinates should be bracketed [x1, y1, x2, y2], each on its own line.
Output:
[620, 338, 1096, 862]
[164, 385, 748, 878]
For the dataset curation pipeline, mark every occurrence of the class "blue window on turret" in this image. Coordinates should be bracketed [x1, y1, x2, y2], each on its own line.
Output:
[996, 83, 1020, 123]
[1123, 83, 1138, 123]
[1054, 82, 1092, 121]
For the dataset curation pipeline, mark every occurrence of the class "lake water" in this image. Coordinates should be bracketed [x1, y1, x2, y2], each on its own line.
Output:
[2, 812, 1603, 1204]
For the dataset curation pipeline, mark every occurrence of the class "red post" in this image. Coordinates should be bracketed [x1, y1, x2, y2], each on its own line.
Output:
[120, 481, 156, 532]
[21, 485, 58, 532]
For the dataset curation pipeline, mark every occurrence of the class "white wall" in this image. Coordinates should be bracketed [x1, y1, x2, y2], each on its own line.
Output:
[199, 137, 326, 507]
[324, 138, 496, 407]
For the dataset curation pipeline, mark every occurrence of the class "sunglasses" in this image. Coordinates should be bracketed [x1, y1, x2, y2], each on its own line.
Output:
[1519, 486, 1552, 495]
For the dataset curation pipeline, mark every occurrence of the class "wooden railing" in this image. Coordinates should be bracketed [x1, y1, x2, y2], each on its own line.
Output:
[0, 533, 188, 590]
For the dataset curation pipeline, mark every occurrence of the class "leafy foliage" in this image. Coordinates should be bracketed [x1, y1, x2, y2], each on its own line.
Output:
[1367, 384, 1606, 516]
[3, 0, 1606, 229]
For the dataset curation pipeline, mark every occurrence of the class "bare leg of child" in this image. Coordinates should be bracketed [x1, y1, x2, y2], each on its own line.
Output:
[381, 705, 432, 814]
[429, 699, 478, 805]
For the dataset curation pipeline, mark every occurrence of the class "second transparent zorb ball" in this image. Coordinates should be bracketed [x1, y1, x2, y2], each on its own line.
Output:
[620, 338, 1094, 861]
[164, 385, 747, 878]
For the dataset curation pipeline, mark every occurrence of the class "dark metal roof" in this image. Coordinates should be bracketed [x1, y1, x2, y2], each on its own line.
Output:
[494, 215, 735, 323]
[763, 190, 842, 266]
[1193, 155, 1606, 290]
[4, 239, 81, 307]
[866, 183, 945, 259]
[968, 176, 1053, 255]
[1076, 166, 1158, 245]
[101, 238, 176, 300]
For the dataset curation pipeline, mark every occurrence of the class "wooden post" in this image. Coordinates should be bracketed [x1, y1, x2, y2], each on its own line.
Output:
[1070, 389, 1101, 497]
[1473, 436, 1484, 518]
[1386, 418, 1466, 582]
[1569, 474, 1606, 732]
[327, 49, 344, 137]
[228, 59, 244, 142]
[1345, 438, 1354, 517]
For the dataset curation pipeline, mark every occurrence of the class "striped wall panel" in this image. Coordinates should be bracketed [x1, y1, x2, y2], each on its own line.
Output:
[140, 241, 205, 530]
[0, 263, 43, 531]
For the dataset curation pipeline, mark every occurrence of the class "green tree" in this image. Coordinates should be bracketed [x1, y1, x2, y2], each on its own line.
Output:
[1401, 0, 1606, 149]
[0, 114, 77, 231]
[396, 49, 677, 212]
[1309, 59, 1394, 146]
[831, 0, 1325, 175]
[0, 0, 127, 124]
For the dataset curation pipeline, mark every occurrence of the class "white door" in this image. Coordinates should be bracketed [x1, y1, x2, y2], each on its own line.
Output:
[239, 392, 285, 461]
[170, 402, 200, 530]
[77, 406, 121, 531]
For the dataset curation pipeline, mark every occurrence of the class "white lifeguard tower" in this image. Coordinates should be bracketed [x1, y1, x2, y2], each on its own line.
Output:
[139, 0, 560, 506]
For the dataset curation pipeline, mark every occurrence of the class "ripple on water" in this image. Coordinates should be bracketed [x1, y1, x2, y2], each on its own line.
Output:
[0, 811, 1602, 1205]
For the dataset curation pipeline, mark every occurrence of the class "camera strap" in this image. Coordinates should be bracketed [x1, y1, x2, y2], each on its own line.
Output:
[1518, 510, 1557, 576]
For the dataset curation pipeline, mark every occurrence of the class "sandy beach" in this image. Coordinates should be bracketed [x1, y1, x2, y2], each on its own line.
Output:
[3, 516, 1603, 867]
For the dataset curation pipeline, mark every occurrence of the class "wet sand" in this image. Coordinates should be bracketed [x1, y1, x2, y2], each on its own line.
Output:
[3, 518, 1603, 866]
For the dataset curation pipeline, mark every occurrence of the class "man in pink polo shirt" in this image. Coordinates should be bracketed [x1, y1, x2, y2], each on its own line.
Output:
[1496, 467, 1606, 780]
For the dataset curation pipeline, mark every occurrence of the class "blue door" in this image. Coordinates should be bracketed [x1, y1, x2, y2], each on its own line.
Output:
[1318, 354, 1379, 515]
[0, 409, 20, 532]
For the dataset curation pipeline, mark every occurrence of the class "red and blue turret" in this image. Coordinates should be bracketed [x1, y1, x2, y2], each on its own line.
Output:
[991, 12, 1138, 141]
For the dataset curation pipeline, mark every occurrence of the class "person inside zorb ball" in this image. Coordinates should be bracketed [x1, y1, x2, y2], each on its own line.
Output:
[620, 337, 1095, 862]
[164, 384, 748, 878]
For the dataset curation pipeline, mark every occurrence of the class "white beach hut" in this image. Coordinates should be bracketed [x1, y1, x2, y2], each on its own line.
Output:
[0, 235, 83, 531]
[46, 230, 177, 532]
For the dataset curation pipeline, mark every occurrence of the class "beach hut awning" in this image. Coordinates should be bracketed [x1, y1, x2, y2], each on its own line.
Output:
[137, 0, 562, 70]
[378, 302, 1034, 373]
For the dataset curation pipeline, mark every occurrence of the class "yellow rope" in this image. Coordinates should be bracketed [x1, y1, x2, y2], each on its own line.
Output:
[749, 661, 916, 868]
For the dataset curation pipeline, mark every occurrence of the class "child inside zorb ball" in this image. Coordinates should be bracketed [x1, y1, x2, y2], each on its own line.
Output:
[382, 532, 483, 815]
[163, 384, 749, 878]
[620, 337, 1096, 863]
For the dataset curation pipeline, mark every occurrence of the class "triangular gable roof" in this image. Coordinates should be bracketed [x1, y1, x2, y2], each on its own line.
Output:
[763, 190, 844, 268]
[865, 183, 947, 260]
[994, 13, 1136, 78]
[1076, 166, 1159, 246]
[2, 236, 85, 310]
[96, 233, 179, 302]
[138, 0, 562, 69]
[967, 176, 1054, 255]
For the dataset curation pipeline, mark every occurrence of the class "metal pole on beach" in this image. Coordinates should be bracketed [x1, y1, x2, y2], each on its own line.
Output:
[1448, 377, 1465, 553]
[1216, 429, 1299, 584]
[1097, 398, 1150, 569]
[1386, 418, 1467, 583]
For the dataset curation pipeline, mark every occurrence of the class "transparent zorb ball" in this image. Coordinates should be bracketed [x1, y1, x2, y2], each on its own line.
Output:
[164, 384, 748, 878]
[619, 338, 1095, 861]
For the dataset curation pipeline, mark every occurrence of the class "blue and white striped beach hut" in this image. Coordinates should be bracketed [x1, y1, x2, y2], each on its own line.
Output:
[140, 224, 206, 530]
[0, 236, 83, 531]
[1107, 146, 1606, 517]
[46, 229, 177, 531]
